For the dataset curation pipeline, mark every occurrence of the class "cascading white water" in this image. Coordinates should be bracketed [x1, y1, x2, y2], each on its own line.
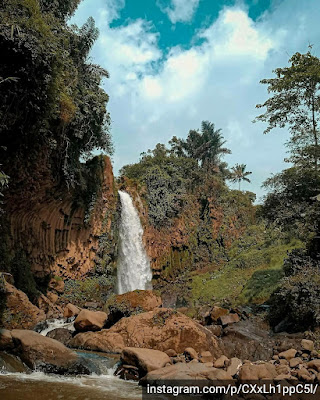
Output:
[116, 191, 152, 294]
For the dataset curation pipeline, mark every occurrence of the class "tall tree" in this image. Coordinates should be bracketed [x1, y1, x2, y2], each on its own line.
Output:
[255, 51, 320, 171]
[170, 121, 231, 172]
[229, 164, 252, 190]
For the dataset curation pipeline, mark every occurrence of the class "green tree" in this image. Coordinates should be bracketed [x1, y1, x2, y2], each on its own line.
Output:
[229, 164, 252, 190]
[0, 0, 112, 187]
[170, 121, 231, 173]
[255, 51, 320, 171]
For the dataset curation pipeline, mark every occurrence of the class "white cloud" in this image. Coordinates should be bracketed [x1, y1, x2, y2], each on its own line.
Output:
[72, 0, 320, 200]
[157, 0, 200, 23]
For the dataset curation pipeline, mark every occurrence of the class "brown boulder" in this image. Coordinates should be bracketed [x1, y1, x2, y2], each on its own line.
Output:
[10, 330, 81, 373]
[213, 355, 229, 368]
[105, 290, 162, 327]
[2, 283, 46, 330]
[46, 328, 73, 347]
[200, 351, 213, 363]
[184, 347, 198, 361]
[121, 347, 170, 377]
[0, 329, 14, 350]
[307, 359, 320, 372]
[210, 306, 228, 323]
[239, 362, 277, 381]
[278, 349, 297, 361]
[70, 308, 222, 356]
[74, 310, 107, 332]
[141, 362, 215, 383]
[227, 357, 242, 377]
[64, 303, 81, 319]
[301, 339, 314, 352]
[165, 349, 177, 357]
[219, 313, 240, 326]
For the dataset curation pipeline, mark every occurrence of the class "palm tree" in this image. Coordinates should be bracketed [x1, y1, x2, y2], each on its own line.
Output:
[181, 121, 231, 169]
[230, 164, 252, 190]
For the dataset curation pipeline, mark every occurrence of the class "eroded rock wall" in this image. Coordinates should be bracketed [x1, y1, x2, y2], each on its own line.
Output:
[4, 156, 117, 280]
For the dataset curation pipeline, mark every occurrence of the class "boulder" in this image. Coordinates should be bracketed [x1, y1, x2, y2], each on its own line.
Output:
[0, 352, 30, 373]
[307, 359, 320, 372]
[0, 329, 14, 350]
[184, 347, 198, 361]
[70, 308, 222, 356]
[209, 306, 228, 323]
[239, 362, 277, 381]
[121, 347, 171, 377]
[226, 357, 242, 377]
[2, 283, 46, 330]
[165, 349, 177, 357]
[46, 328, 73, 347]
[219, 313, 240, 326]
[140, 362, 216, 383]
[200, 351, 213, 364]
[64, 303, 81, 319]
[213, 355, 229, 368]
[9, 329, 90, 374]
[278, 349, 297, 361]
[220, 320, 274, 361]
[289, 357, 302, 368]
[301, 339, 314, 352]
[105, 290, 162, 327]
[74, 309, 107, 332]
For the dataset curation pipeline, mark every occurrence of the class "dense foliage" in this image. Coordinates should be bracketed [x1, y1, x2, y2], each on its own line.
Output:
[256, 51, 320, 331]
[0, 0, 112, 187]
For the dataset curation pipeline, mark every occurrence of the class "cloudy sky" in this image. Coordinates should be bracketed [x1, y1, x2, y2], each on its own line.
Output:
[72, 0, 320, 201]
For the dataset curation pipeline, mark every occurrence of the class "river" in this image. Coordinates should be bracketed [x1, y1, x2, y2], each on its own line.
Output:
[0, 351, 141, 400]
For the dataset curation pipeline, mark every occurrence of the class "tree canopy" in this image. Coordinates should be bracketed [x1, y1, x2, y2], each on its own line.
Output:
[0, 0, 112, 187]
[255, 51, 320, 170]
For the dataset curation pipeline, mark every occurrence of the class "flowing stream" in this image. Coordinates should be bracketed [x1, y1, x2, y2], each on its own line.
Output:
[0, 351, 141, 400]
[116, 191, 152, 294]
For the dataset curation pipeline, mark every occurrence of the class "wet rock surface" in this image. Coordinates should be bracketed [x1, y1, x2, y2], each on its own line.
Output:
[70, 308, 222, 356]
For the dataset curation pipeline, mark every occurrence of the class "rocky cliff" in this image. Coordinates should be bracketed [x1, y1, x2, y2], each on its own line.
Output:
[1, 155, 117, 282]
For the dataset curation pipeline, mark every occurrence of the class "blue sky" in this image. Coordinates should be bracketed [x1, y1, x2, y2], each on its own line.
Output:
[72, 0, 320, 201]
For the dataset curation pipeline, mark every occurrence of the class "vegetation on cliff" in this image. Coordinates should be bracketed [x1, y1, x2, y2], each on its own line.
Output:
[0, 0, 116, 318]
[255, 50, 320, 331]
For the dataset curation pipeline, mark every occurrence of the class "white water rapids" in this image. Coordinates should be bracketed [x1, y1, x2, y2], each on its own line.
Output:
[116, 191, 152, 294]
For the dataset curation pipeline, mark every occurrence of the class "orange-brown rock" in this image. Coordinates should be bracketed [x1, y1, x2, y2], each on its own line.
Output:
[213, 355, 229, 368]
[10, 330, 78, 370]
[278, 349, 297, 361]
[70, 308, 222, 356]
[140, 362, 216, 383]
[64, 303, 81, 318]
[219, 313, 240, 326]
[2, 283, 46, 330]
[74, 309, 107, 332]
[239, 362, 277, 381]
[6, 156, 115, 280]
[0, 329, 14, 350]
[199, 351, 213, 364]
[105, 290, 162, 327]
[121, 347, 171, 376]
[210, 306, 228, 323]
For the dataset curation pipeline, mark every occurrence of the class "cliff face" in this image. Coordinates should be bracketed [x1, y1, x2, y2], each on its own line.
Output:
[3, 156, 117, 280]
[122, 184, 253, 282]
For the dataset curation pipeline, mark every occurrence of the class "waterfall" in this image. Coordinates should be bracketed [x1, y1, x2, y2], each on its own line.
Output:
[116, 191, 152, 294]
